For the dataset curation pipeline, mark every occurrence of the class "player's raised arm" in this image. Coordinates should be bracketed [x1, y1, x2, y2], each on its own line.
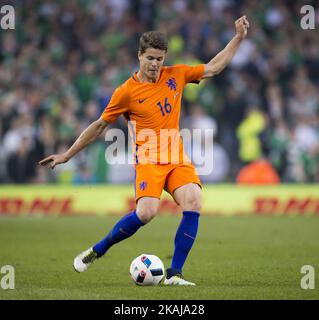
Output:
[38, 117, 108, 169]
[202, 15, 250, 79]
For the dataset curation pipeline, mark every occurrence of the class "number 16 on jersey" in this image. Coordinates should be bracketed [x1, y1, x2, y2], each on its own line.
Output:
[157, 98, 172, 116]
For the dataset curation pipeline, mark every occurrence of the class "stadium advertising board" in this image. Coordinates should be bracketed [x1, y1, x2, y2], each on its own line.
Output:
[0, 185, 318, 216]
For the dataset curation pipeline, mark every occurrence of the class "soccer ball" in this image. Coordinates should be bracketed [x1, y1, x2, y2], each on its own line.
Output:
[129, 254, 165, 286]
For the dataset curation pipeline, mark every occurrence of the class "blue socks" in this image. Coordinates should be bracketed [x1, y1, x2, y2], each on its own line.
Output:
[93, 210, 144, 257]
[92, 209, 199, 277]
[168, 211, 199, 277]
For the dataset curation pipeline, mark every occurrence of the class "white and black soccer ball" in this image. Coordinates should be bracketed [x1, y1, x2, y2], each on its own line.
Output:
[129, 254, 165, 286]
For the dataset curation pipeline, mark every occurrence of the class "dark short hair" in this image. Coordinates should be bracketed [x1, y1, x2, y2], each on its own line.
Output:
[139, 31, 168, 54]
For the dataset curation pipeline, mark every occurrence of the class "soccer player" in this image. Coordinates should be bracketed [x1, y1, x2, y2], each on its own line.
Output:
[39, 16, 249, 286]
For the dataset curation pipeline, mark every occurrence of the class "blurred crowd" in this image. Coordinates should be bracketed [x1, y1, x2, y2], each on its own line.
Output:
[0, 0, 318, 184]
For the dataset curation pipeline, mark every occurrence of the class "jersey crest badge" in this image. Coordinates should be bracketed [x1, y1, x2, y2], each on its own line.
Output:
[166, 78, 177, 91]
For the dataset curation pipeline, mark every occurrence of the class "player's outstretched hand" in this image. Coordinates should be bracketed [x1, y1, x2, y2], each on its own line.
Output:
[235, 16, 250, 40]
[38, 153, 69, 169]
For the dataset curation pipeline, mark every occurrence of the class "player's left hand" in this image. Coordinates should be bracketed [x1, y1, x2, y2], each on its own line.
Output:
[235, 16, 250, 40]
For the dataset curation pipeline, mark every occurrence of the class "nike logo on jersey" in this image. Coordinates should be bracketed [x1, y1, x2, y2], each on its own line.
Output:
[138, 98, 148, 103]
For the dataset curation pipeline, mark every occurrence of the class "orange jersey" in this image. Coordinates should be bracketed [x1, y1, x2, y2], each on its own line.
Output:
[101, 64, 205, 164]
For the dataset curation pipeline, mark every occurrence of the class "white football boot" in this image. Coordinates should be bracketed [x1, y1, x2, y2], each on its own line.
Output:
[163, 275, 196, 286]
[73, 247, 98, 273]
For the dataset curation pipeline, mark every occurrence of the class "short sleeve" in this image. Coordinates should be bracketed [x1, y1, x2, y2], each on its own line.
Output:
[179, 64, 205, 84]
[101, 85, 129, 123]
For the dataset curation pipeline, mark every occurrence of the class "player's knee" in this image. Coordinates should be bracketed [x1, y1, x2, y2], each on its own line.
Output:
[136, 206, 158, 224]
[182, 195, 202, 212]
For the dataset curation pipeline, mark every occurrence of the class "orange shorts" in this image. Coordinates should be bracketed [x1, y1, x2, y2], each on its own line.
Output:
[134, 163, 202, 201]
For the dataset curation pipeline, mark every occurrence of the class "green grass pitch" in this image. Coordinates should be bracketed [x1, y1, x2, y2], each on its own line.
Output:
[0, 215, 318, 300]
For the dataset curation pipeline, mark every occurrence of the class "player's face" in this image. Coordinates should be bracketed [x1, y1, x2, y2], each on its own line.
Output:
[138, 48, 166, 81]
